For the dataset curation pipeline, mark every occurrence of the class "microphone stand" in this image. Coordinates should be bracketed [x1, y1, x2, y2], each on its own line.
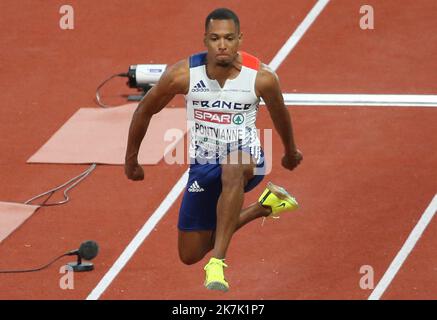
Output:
[67, 255, 94, 272]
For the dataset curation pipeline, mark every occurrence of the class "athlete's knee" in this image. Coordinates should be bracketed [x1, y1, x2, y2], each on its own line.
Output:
[178, 231, 214, 265]
[178, 249, 206, 265]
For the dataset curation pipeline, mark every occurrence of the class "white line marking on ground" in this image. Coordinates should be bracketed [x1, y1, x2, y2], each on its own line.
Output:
[86, 170, 189, 300]
[86, 1, 329, 300]
[368, 194, 437, 300]
[269, 0, 330, 71]
[261, 93, 437, 107]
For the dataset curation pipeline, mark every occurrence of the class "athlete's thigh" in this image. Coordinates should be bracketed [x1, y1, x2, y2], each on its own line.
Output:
[221, 149, 257, 184]
[178, 163, 222, 231]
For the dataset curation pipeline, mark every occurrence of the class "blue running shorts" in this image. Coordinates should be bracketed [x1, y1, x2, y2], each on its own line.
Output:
[178, 149, 266, 231]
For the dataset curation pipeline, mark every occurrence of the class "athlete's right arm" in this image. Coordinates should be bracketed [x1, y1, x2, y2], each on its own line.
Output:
[124, 59, 189, 181]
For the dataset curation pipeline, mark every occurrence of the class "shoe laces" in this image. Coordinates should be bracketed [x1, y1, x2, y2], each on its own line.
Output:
[204, 258, 228, 270]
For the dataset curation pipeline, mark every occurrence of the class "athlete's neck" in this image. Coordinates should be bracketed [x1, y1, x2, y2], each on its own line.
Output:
[206, 52, 242, 83]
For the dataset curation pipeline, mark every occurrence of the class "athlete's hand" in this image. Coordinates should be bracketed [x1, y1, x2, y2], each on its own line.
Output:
[124, 161, 144, 181]
[282, 149, 303, 171]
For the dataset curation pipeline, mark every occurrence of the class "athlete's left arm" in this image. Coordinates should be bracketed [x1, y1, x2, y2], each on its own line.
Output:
[256, 64, 303, 170]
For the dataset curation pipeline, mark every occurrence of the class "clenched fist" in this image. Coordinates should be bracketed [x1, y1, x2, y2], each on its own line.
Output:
[124, 162, 144, 181]
[281, 149, 303, 171]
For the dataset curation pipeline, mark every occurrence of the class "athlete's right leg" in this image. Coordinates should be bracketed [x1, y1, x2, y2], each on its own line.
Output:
[178, 230, 214, 265]
[177, 161, 222, 265]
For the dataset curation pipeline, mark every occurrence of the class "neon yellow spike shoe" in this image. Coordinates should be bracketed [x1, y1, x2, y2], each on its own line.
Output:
[204, 257, 229, 292]
[258, 182, 299, 218]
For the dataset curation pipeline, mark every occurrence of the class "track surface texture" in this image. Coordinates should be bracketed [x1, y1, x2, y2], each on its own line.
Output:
[0, 0, 436, 300]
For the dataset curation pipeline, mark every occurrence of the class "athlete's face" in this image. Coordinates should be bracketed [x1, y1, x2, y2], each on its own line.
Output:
[204, 19, 242, 67]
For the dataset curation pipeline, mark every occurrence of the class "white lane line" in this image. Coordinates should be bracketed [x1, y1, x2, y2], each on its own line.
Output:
[261, 93, 437, 107]
[86, 170, 189, 300]
[368, 194, 437, 300]
[269, 0, 330, 71]
[86, 1, 328, 300]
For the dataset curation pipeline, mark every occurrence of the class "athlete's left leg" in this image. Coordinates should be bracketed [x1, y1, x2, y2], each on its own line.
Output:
[212, 151, 257, 260]
[235, 201, 271, 231]
[204, 150, 266, 291]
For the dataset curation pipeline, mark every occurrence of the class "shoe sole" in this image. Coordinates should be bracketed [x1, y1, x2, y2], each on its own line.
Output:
[205, 281, 229, 292]
[266, 182, 298, 207]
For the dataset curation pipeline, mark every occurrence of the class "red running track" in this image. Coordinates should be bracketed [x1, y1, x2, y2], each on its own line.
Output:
[0, 0, 436, 300]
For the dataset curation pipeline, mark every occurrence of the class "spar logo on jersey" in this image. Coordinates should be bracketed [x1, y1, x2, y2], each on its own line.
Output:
[194, 110, 232, 124]
[192, 80, 210, 92]
[232, 113, 245, 125]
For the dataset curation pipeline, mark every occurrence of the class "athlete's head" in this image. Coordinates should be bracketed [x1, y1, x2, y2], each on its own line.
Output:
[204, 8, 242, 67]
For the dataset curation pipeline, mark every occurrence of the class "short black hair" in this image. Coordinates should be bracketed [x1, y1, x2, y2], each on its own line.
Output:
[205, 8, 240, 33]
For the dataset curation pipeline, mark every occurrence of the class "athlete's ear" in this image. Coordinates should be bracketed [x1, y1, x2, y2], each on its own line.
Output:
[238, 32, 243, 45]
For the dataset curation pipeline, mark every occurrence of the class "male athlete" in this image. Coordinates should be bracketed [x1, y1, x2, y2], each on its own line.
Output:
[124, 8, 303, 292]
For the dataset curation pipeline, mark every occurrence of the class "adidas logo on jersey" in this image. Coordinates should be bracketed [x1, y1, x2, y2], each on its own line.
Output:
[192, 80, 210, 92]
[188, 180, 204, 192]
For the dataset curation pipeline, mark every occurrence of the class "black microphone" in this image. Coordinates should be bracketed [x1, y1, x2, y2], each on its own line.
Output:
[67, 240, 99, 272]
[0, 240, 99, 274]
[66, 240, 99, 260]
